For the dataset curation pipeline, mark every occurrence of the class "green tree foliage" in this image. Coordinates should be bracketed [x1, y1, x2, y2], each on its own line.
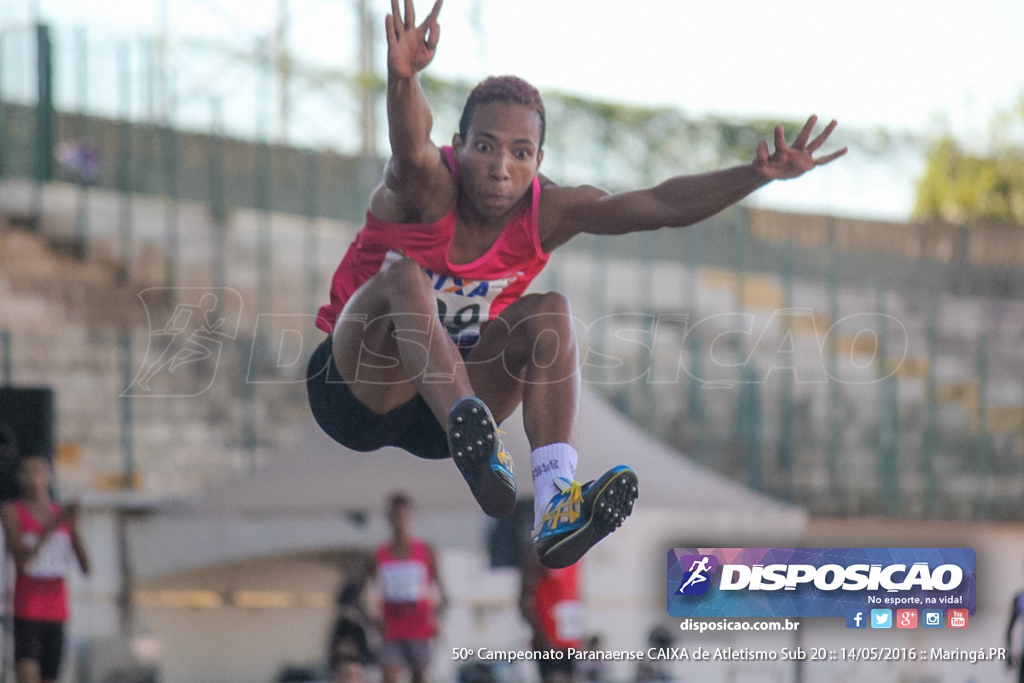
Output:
[913, 97, 1024, 225]
[419, 75, 911, 193]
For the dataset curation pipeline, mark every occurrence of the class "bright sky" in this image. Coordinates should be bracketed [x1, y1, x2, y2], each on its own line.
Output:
[455, 0, 1024, 140]
[432, 0, 1024, 219]
[4, 0, 1023, 220]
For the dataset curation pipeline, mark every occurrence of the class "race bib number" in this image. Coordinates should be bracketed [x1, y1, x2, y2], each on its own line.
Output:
[429, 271, 518, 346]
[380, 560, 428, 603]
[381, 252, 517, 347]
[23, 532, 72, 579]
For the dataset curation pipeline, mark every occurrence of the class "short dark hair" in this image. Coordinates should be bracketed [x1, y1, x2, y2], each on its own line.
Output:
[388, 491, 412, 511]
[458, 76, 546, 149]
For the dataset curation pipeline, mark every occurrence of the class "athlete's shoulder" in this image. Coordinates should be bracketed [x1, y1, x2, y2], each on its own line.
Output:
[371, 147, 457, 224]
[538, 179, 611, 251]
[538, 174, 609, 207]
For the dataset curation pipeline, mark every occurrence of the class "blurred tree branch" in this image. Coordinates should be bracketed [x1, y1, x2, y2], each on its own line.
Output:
[913, 95, 1024, 226]
[420, 76, 921, 191]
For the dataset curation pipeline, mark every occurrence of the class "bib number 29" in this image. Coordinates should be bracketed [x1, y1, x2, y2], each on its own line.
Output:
[437, 299, 481, 338]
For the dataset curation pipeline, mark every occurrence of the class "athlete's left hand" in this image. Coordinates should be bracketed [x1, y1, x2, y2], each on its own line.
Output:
[753, 115, 847, 180]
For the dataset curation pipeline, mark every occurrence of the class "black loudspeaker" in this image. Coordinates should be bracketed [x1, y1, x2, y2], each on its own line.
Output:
[0, 386, 56, 502]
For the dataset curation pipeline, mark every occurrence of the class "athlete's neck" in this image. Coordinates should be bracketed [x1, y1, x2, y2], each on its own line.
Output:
[24, 491, 51, 506]
[455, 191, 528, 232]
[23, 494, 54, 521]
[390, 535, 411, 557]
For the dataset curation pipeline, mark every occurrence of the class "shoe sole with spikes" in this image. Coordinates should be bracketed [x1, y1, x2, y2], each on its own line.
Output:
[448, 397, 516, 518]
[534, 465, 638, 569]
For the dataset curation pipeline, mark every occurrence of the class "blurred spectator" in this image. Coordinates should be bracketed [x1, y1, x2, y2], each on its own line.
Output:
[1007, 580, 1024, 683]
[55, 138, 100, 185]
[1, 454, 90, 683]
[372, 492, 447, 683]
[576, 635, 606, 683]
[328, 564, 376, 683]
[635, 627, 674, 683]
[520, 538, 583, 683]
[329, 617, 372, 683]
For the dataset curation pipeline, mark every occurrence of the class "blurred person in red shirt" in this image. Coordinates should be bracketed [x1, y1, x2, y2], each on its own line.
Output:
[1, 454, 90, 683]
[520, 536, 583, 683]
[372, 492, 448, 683]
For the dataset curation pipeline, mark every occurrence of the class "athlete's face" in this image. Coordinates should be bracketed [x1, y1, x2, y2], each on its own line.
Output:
[453, 102, 543, 222]
[18, 456, 51, 497]
[388, 501, 411, 536]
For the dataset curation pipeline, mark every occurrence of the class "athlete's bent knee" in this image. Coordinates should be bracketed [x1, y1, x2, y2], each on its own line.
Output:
[515, 293, 578, 368]
[520, 292, 575, 340]
[381, 257, 431, 301]
[530, 291, 572, 316]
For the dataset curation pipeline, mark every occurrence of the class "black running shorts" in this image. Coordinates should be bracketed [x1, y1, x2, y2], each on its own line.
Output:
[306, 336, 450, 460]
[14, 618, 64, 680]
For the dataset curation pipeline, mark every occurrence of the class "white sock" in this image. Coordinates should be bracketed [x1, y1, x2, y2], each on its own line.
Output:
[531, 443, 579, 528]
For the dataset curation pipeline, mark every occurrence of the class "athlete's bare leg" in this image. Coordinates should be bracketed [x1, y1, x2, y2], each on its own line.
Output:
[331, 257, 472, 425]
[380, 665, 402, 683]
[467, 291, 637, 567]
[15, 659, 42, 683]
[330, 258, 518, 516]
[464, 291, 580, 449]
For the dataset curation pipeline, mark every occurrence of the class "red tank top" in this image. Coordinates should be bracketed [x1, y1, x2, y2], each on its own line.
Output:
[12, 501, 71, 622]
[535, 562, 583, 650]
[316, 147, 550, 347]
[375, 538, 437, 640]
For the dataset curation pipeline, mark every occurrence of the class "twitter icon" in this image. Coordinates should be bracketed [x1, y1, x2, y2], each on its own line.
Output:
[871, 609, 893, 629]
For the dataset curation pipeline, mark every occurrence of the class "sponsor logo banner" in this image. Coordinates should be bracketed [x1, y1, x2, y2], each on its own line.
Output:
[667, 548, 975, 619]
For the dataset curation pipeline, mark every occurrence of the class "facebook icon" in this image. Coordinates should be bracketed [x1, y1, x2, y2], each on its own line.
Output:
[845, 609, 867, 629]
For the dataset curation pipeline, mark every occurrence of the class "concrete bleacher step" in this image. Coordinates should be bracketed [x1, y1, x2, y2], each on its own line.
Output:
[0, 221, 314, 496]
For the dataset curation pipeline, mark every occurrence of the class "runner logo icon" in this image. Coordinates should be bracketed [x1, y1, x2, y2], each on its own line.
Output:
[677, 555, 718, 596]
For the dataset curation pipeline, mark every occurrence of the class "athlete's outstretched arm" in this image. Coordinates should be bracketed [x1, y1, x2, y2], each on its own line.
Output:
[377, 0, 448, 209]
[541, 116, 847, 250]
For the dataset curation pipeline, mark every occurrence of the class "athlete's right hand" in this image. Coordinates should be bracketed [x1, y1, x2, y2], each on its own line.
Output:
[385, 0, 442, 79]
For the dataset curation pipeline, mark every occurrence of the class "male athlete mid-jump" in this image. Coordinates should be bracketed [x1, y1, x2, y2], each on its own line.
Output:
[306, 0, 846, 569]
